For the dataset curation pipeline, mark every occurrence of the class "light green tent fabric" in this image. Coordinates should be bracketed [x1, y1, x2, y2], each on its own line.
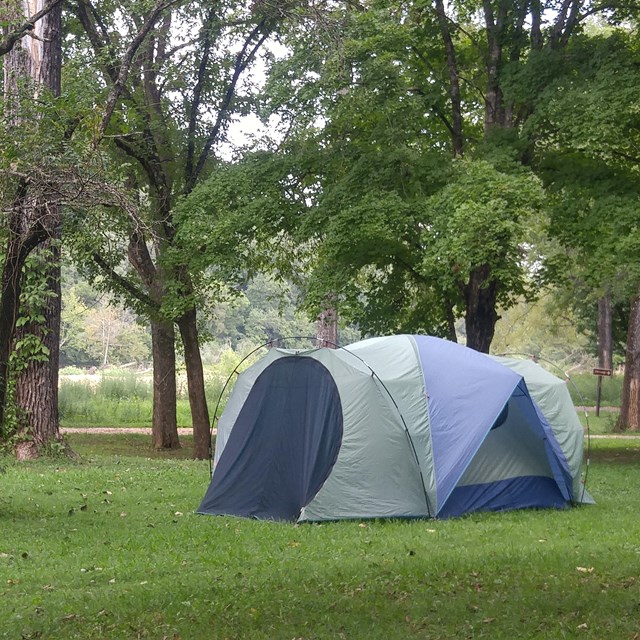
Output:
[490, 356, 593, 503]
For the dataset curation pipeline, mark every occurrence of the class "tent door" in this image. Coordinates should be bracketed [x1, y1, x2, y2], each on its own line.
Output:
[198, 356, 343, 521]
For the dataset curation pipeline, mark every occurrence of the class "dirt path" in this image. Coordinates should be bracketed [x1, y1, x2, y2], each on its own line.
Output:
[61, 427, 216, 435]
[59, 427, 640, 439]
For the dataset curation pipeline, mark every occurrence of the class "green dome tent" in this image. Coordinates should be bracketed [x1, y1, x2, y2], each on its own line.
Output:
[198, 335, 591, 522]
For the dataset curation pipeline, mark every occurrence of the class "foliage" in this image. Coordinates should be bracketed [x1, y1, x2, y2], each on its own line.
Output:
[57, 343, 265, 427]
[0, 249, 57, 449]
[528, 31, 640, 302]
[0, 437, 639, 639]
[491, 294, 593, 368]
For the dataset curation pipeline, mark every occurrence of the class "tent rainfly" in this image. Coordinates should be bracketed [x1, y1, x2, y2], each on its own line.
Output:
[198, 335, 592, 522]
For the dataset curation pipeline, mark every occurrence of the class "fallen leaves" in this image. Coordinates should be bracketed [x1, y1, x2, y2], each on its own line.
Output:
[576, 566, 594, 574]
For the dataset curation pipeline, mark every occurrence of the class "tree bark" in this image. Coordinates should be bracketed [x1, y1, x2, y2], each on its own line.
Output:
[316, 302, 338, 348]
[598, 293, 613, 370]
[0, 214, 48, 429]
[177, 307, 210, 460]
[14, 0, 63, 458]
[463, 265, 499, 353]
[0, 0, 61, 444]
[434, 0, 463, 157]
[14, 238, 62, 459]
[618, 291, 640, 431]
[482, 0, 506, 131]
[150, 318, 180, 449]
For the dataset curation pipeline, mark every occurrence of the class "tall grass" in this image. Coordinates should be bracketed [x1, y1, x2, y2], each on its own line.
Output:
[58, 346, 261, 428]
[567, 372, 623, 407]
[59, 371, 230, 428]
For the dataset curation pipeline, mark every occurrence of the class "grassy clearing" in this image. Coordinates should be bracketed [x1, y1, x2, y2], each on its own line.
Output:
[1, 435, 640, 639]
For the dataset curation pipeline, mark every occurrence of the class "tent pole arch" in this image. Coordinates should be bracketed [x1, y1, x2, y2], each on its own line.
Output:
[497, 352, 591, 505]
[209, 337, 339, 476]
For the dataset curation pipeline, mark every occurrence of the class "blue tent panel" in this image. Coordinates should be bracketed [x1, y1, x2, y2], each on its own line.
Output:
[197, 357, 343, 521]
[437, 476, 569, 518]
[414, 336, 523, 513]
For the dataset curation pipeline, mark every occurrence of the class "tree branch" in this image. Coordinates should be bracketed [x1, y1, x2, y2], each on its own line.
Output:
[186, 19, 272, 193]
[91, 252, 157, 311]
[0, 0, 64, 56]
[184, 8, 216, 191]
[97, 0, 178, 143]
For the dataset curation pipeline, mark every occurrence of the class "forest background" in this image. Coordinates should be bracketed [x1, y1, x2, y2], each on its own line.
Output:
[1, 0, 639, 460]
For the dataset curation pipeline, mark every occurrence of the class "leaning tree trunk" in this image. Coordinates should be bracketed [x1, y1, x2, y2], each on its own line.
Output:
[463, 265, 499, 353]
[150, 318, 180, 449]
[618, 292, 640, 431]
[177, 307, 210, 460]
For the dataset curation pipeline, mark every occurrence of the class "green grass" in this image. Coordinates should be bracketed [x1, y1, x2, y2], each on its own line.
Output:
[578, 410, 621, 435]
[1, 435, 640, 639]
[567, 373, 622, 407]
[58, 373, 227, 428]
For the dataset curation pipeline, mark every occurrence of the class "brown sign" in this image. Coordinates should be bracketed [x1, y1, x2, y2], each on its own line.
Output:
[593, 368, 613, 377]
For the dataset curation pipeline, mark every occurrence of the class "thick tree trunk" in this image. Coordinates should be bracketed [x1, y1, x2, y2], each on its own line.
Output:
[0, 220, 47, 429]
[0, 0, 61, 438]
[177, 307, 210, 460]
[14, 238, 62, 459]
[151, 318, 180, 449]
[618, 292, 640, 431]
[14, 0, 63, 458]
[463, 265, 499, 353]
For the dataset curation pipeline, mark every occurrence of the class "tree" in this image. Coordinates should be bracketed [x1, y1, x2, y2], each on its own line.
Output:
[529, 31, 640, 428]
[66, 0, 294, 456]
[0, 0, 63, 456]
[254, 2, 563, 351]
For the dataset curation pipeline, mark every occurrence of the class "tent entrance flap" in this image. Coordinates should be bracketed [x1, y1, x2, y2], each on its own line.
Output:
[197, 357, 343, 521]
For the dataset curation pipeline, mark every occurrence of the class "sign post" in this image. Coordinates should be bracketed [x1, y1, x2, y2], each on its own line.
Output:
[593, 368, 613, 417]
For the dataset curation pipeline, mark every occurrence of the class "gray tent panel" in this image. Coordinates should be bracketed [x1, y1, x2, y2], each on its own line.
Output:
[197, 356, 343, 521]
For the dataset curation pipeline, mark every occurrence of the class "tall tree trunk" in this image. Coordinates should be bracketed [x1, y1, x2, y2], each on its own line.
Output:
[177, 307, 210, 460]
[151, 318, 180, 449]
[618, 291, 640, 431]
[463, 265, 499, 353]
[14, 0, 63, 459]
[0, 0, 61, 441]
[0, 213, 47, 429]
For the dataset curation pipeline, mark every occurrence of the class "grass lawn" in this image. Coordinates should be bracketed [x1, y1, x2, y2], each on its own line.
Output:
[1, 435, 640, 640]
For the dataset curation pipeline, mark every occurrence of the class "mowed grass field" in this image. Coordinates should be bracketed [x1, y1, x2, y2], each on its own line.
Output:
[1, 434, 639, 640]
